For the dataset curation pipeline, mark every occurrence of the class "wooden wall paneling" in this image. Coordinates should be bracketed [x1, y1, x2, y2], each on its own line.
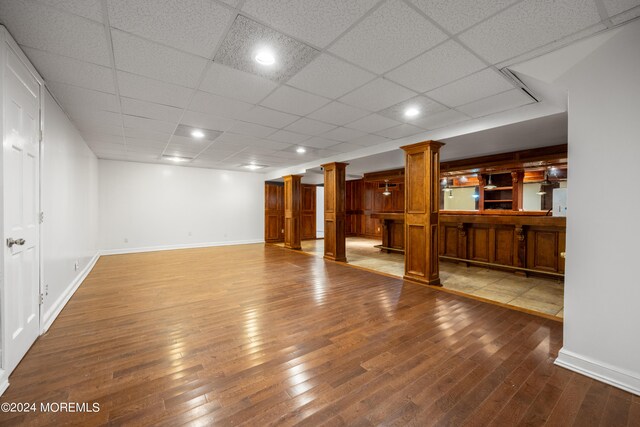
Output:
[264, 183, 284, 243]
[469, 225, 491, 262]
[494, 226, 515, 265]
[283, 175, 302, 250]
[401, 140, 444, 286]
[323, 163, 347, 262]
[526, 227, 564, 273]
[301, 184, 316, 240]
[511, 170, 524, 211]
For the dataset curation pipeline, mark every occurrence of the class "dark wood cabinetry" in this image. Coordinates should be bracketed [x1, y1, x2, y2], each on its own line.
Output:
[479, 170, 524, 211]
[264, 182, 284, 243]
[345, 177, 404, 239]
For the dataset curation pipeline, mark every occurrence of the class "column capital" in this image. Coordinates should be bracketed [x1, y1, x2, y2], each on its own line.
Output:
[321, 162, 349, 169]
[400, 140, 445, 153]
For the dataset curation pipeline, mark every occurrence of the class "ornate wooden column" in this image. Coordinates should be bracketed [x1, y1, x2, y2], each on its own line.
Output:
[401, 141, 445, 286]
[322, 162, 347, 262]
[283, 175, 302, 250]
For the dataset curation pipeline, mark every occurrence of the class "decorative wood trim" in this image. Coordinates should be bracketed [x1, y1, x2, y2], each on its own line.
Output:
[322, 162, 348, 262]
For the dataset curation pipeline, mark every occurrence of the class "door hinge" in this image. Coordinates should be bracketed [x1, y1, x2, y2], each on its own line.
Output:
[39, 293, 44, 305]
[39, 211, 44, 224]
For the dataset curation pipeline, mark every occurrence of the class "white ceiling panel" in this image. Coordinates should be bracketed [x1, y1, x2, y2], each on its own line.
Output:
[386, 40, 486, 93]
[189, 91, 254, 119]
[326, 142, 365, 153]
[107, 0, 233, 58]
[603, 0, 640, 17]
[180, 110, 237, 132]
[329, 0, 447, 74]
[457, 89, 534, 118]
[47, 82, 119, 112]
[307, 101, 370, 126]
[228, 121, 278, 138]
[378, 95, 448, 123]
[375, 123, 425, 139]
[240, 106, 300, 128]
[346, 114, 401, 133]
[121, 97, 183, 123]
[284, 118, 336, 136]
[260, 85, 330, 116]
[25, 47, 115, 93]
[214, 15, 319, 83]
[303, 137, 342, 149]
[321, 126, 367, 142]
[412, 109, 469, 130]
[459, 0, 601, 64]
[266, 129, 310, 144]
[81, 131, 124, 145]
[426, 68, 515, 107]
[78, 124, 124, 137]
[349, 133, 390, 147]
[242, 0, 378, 48]
[116, 71, 193, 108]
[0, 1, 111, 66]
[287, 54, 375, 99]
[123, 137, 166, 149]
[36, 0, 103, 22]
[111, 30, 208, 88]
[339, 78, 415, 112]
[68, 109, 123, 128]
[199, 63, 278, 104]
[123, 115, 176, 134]
[123, 127, 171, 142]
[409, 0, 519, 34]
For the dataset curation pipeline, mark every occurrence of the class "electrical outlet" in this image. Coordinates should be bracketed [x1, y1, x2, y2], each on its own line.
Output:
[74, 260, 79, 271]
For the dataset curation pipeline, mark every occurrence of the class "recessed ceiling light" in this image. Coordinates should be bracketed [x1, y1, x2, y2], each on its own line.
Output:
[255, 50, 275, 66]
[163, 156, 190, 162]
[243, 163, 266, 170]
[191, 129, 205, 139]
[296, 147, 306, 154]
[404, 107, 420, 117]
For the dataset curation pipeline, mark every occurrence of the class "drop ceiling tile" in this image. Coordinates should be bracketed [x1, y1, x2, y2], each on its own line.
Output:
[375, 123, 425, 139]
[260, 86, 330, 116]
[111, 30, 208, 88]
[457, 89, 534, 117]
[173, 125, 222, 143]
[378, 96, 448, 123]
[189, 91, 254, 119]
[36, 0, 103, 21]
[426, 68, 515, 107]
[458, 0, 601, 64]
[349, 134, 391, 146]
[329, 0, 447, 74]
[304, 137, 341, 149]
[180, 110, 237, 132]
[81, 131, 124, 145]
[77, 124, 124, 137]
[199, 63, 278, 104]
[124, 136, 167, 148]
[123, 115, 177, 134]
[242, 0, 377, 47]
[240, 106, 300, 128]
[386, 40, 486, 93]
[412, 109, 469, 129]
[164, 142, 205, 156]
[287, 54, 375, 99]
[339, 78, 415, 112]
[124, 128, 171, 141]
[409, 0, 519, 34]
[307, 101, 370, 126]
[284, 118, 336, 136]
[117, 71, 193, 108]
[214, 15, 319, 83]
[228, 121, 278, 138]
[345, 114, 401, 133]
[321, 126, 367, 142]
[268, 129, 310, 144]
[610, 4, 640, 24]
[326, 142, 365, 153]
[48, 82, 119, 112]
[68, 109, 123, 128]
[87, 141, 126, 152]
[197, 148, 238, 161]
[121, 98, 183, 123]
[107, 0, 233, 58]
[24, 47, 115, 93]
[0, 1, 110, 65]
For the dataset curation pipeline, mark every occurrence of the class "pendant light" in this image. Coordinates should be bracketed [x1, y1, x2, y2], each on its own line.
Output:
[382, 179, 391, 196]
[484, 174, 497, 190]
[537, 171, 551, 196]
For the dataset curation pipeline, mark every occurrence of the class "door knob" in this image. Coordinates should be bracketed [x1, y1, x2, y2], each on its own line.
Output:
[6, 238, 25, 247]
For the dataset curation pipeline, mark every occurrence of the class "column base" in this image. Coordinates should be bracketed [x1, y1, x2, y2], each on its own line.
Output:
[403, 275, 442, 287]
[284, 244, 302, 250]
[324, 255, 347, 263]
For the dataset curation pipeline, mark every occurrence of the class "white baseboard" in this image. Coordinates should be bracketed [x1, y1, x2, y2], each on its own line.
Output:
[0, 370, 8, 396]
[100, 239, 265, 256]
[41, 252, 100, 333]
[555, 348, 640, 396]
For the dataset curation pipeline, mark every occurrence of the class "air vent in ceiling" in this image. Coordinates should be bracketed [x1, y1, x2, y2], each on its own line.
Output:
[500, 68, 540, 103]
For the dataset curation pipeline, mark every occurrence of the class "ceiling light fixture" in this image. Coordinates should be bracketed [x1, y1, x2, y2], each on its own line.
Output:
[191, 129, 205, 139]
[484, 174, 497, 190]
[162, 155, 191, 162]
[296, 147, 306, 154]
[243, 163, 266, 170]
[404, 107, 420, 117]
[255, 50, 275, 66]
[537, 171, 552, 195]
[382, 179, 391, 196]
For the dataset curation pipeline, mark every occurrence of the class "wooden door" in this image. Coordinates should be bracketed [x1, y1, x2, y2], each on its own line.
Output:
[264, 183, 284, 242]
[301, 184, 316, 240]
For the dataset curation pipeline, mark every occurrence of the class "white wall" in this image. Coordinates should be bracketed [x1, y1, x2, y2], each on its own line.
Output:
[519, 21, 640, 394]
[40, 89, 99, 330]
[316, 186, 324, 238]
[99, 160, 264, 253]
[522, 183, 542, 211]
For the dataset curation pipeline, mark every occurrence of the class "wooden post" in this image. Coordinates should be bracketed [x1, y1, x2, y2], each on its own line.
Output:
[322, 162, 348, 262]
[401, 141, 445, 286]
[283, 175, 302, 250]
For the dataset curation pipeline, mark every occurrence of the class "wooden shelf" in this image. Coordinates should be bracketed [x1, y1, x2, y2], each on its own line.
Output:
[485, 199, 513, 203]
[484, 186, 512, 191]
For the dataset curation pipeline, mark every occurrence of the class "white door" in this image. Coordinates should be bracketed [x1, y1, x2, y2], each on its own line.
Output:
[3, 46, 40, 374]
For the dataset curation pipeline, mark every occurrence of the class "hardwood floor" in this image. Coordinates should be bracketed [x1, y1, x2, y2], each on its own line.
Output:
[0, 244, 637, 426]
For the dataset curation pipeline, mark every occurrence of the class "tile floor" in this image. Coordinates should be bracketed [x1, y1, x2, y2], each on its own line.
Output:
[276, 237, 564, 318]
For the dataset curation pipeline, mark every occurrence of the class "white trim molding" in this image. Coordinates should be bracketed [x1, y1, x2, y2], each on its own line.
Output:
[100, 239, 265, 256]
[555, 348, 640, 396]
[41, 252, 101, 333]
[0, 370, 8, 396]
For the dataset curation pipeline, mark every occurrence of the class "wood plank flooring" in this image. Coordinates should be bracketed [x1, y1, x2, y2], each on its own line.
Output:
[0, 244, 637, 426]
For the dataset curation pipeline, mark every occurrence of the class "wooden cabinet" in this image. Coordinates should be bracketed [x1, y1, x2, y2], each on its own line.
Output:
[479, 170, 523, 211]
[345, 178, 404, 239]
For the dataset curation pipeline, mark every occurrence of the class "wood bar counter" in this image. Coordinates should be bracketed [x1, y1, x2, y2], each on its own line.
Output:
[439, 211, 566, 277]
[370, 212, 404, 253]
